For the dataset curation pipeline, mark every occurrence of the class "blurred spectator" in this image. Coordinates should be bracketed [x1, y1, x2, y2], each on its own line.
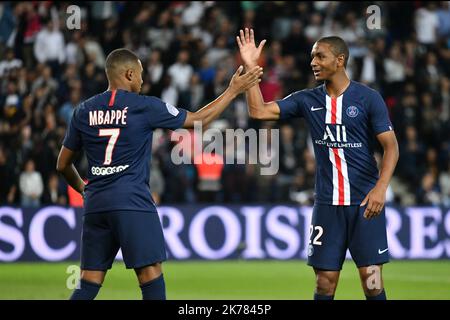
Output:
[82, 35, 106, 69]
[415, 3, 439, 47]
[195, 152, 224, 203]
[437, 2, 450, 37]
[440, 159, 450, 207]
[398, 125, 425, 185]
[304, 13, 323, 44]
[13, 2, 42, 69]
[417, 51, 442, 97]
[160, 74, 178, 108]
[181, 1, 205, 27]
[416, 171, 441, 205]
[58, 89, 80, 125]
[31, 65, 58, 94]
[0, 3, 16, 47]
[33, 18, 65, 77]
[146, 49, 164, 96]
[206, 35, 231, 68]
[167, 49, 193, 108]
[0, 48, 22, 77]
[289, 168, 315, 205]
[2, 82, 26, 135]
[42, 173, 67, 205]
[190, 73, 204, 108]
[19, 158, 43, 207]
[147, 9, 175, 52]
[0, 145, 16, 204]
[383, 42, 406, 96]
[440, 77, 450, 123]
[90, 1, 118, 32]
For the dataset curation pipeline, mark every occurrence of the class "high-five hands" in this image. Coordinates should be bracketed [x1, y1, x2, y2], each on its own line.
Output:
[228, 65, 263, 96]
[236, 28, 267, 69]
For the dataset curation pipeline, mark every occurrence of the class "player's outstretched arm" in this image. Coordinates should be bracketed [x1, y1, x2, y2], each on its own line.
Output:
[237, 28, 281, 120]
[56, 146, 86, 195]
[182, 65, 262, 128]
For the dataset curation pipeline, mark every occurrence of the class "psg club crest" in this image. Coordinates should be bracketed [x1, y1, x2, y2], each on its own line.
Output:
[346, 105, 359, 118]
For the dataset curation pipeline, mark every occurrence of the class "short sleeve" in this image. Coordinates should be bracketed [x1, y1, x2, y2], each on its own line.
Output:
[369, 90, 394, 135]
[276, 91, 306, 120]
[144, 96, 187, 130]
[62, 109, 82, 151]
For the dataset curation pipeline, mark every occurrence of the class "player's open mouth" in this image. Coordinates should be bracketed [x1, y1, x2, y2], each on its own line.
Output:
[313, 70, 321, 76]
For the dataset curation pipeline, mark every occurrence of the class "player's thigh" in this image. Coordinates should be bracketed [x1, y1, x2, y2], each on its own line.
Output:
[348, 206, 389, 268]
[81, 213, 120, 271]
[307, 204, 347, 271]
[111, 211, 166, 269]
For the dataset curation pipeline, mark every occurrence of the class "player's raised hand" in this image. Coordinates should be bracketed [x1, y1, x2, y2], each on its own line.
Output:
[360, 184, 387, 219]
[236, 28, 266, 69]
[228, 65, 263, 96]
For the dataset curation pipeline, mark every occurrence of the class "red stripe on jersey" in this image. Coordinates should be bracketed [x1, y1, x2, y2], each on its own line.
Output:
[108, 90, 117, 107]
[331, 97, 337, 124]
[333, 148, 345, 205]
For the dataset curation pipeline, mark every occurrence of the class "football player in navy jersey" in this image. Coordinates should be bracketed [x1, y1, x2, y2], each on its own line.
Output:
[237, 28, 398, 300]
[56, 48, 263, 300]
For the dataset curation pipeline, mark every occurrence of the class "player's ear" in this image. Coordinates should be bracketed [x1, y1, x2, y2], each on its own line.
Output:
[337, 54, 345, 68]
[125, 69, 133, 81]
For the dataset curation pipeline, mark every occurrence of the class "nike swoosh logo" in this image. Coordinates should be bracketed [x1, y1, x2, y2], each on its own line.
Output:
[378, 248, 389, 254]
[311, 107, 324, 111]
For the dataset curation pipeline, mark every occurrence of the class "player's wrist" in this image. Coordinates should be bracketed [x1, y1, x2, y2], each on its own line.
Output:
[244, 62, 258, 70]
[225, 86, 239, 99]
[79, 182, 86, 199]
[375, 181, 389, 190]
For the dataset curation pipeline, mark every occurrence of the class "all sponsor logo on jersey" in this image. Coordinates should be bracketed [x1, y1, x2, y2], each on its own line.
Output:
[315, 125, 363, 148]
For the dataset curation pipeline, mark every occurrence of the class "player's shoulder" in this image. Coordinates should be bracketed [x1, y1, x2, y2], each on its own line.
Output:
[78, 91, 108, 109]
[281, 85, 322, 101]
[300, 84, 328, 99]
[88, 90, 153, 109]
[118, 90, 162, 106]
[350, 81, 382, 99]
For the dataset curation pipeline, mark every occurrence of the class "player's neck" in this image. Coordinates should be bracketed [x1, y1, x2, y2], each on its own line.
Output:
[324, 72, 351, 98]
[107, 82, 132, 92]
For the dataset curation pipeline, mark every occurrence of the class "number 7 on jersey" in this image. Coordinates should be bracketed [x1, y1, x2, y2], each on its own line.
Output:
[99, 128, 120, 165]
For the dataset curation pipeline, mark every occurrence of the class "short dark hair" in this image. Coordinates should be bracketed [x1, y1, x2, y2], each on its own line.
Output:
[105, 48, 139, 75]
[317, 36, 349, 67]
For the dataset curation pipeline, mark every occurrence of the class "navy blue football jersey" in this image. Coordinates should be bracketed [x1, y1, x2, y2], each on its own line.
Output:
[277, 81, 393, 206]
[63, 89, 187, 214]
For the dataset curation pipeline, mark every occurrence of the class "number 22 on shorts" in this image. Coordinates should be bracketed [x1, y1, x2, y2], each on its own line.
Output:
[309, 225, 323, 245]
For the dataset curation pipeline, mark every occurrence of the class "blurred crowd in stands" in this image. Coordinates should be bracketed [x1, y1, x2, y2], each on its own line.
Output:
[0, 1, 449, 207]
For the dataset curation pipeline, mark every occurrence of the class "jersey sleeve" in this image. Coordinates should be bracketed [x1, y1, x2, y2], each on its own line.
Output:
[62, 108, 82, 151]
[276, 91, 306, 120]
[369, 90, 394, 135]
[143, 96, 187, 130]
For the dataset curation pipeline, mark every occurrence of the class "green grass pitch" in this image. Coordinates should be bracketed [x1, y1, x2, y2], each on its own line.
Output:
[1, 260, 449, 300]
